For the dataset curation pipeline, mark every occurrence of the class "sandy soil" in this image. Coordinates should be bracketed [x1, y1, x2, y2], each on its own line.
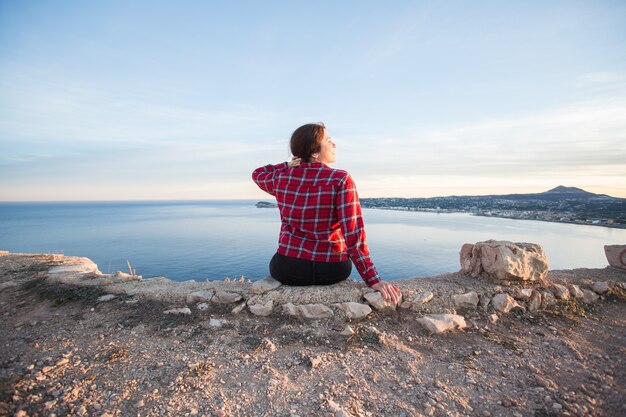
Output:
[0, 254, 625, 417]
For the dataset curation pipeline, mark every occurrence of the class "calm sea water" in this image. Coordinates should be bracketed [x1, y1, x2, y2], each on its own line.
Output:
[1, 200, 624, 282]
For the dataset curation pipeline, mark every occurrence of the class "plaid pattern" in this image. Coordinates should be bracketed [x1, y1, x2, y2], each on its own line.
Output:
[252, 161, 381, 286]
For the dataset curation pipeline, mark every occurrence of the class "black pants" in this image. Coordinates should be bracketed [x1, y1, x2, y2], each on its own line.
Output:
[269, 252, 352, 286]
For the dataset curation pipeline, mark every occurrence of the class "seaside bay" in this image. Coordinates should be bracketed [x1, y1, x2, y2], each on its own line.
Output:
[1, 200, 624, 282]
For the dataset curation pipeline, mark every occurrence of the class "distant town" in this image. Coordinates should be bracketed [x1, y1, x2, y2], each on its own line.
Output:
[360, 186, 626, 229]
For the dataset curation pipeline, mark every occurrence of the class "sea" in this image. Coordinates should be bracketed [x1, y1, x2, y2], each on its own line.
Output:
[1, 200, 624, 282]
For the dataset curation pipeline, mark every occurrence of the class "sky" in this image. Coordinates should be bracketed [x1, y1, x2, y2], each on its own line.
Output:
[1, 0, 625, 201]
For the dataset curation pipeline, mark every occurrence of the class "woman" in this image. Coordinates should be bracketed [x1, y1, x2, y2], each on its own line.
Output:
[252, 123, 400, 303]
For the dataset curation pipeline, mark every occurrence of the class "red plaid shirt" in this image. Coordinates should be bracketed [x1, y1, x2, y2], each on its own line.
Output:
[252, 161, 381, 286]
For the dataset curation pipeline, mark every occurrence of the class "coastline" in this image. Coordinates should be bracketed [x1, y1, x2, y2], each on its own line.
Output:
[1, 251, 624, 417]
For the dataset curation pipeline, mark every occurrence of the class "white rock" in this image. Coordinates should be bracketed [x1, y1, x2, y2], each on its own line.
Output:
[209, 318, 223, 328]
[604, 244, 626, 270]
[591, 281, 609, 295]
[282, 303, 334, 319]
[413, 291, 434, 305]
[251, 276, 282, 294]
[551, 284, 570, 300]
[334, 302, 372, 319]
[567, 284, 584, 299]
[97, 294, 117, 303]
[249, 300, 275, 316]
[452, 291, 479, 309]
[460, 240, 548, 281]
[231, 302, 246, 314]
[196, 302, 210, 311]
[364, 291, 402, 311]
[512, 288, 533, 300]
[212, 290, 242, 304]
[488, 313, 498, 323]
[582, 289, 599, 304]
[340, 325, 355, 336]
[187, 290, 214, 304]
[491, 293, 519, 313]
[416, 314, 466, 334]
[163, 307, 191, 315]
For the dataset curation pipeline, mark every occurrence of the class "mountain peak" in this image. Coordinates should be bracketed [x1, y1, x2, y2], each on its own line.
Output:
[545, 186, 588, 194]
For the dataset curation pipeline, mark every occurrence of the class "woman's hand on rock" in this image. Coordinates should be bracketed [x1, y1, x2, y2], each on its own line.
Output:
[371, 281, 401, 304]
[288, 157, 301, 168]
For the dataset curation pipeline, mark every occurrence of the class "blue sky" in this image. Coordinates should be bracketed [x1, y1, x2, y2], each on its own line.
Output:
[1, 0, 625, 201]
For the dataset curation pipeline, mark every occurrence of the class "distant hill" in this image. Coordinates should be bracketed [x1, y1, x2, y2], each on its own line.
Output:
[360, 186, 626, 227]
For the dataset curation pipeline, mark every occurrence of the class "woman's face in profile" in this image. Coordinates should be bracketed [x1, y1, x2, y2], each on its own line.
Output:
[317, 129, 336, 164]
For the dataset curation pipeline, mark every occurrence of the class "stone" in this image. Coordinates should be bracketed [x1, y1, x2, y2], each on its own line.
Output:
[478, 294, 491, 311]
[364, 291, 402, 311]
[163, 307, 191, 315]
[488, 313, 498, 323]
[551, 284, 570, 300]
[527, 290, 542, 312]
[340, 325, 355, 336]
[97, 294, 117, 303]
[46, 257, 101, 281]
[540, 291, 557, 310]
[399, 300, 412, 309]
[196, 302, 210, 311]
[212, 290, 242, 304]
[591, 281, 609, 295]
[231, 302, 246, 314]
[512, 288, 533, 300]
[491, 293, 519, 313]
[582, 289, 599, 304]
[251, 276, 282, 294]
[604, 244, 626, 270]
[187, 290, 214, 304]
[249, 300, 275, 316]
[416, 314, 466, 334]
[567, 284, 584, 299]
[413, 291, 434, 305]
[452, 291, 479, 309]
[282, 303, 334, 319]
[460, 240, 548, 281]
[334, 302, 372, 319]
[209, 318, 223, 328]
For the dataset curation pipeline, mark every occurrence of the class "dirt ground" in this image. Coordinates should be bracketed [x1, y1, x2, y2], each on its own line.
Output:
[0, 254, 625, 417]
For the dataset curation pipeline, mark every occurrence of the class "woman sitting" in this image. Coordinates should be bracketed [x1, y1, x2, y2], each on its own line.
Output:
[252, 123, 400, 302]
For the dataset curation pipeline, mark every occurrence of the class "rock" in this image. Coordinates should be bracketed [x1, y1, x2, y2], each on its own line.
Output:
[512, 288, 533, 300]
[460, 240, 548, 281]
[491, 293, 520, 313]
[478, 294, 491, 311]
[399, 300, 412, 309]
[591, 281, 609, 295]
[251, 276, 282, 294]
[452, 291, 479, 309]
[260, 338, 276, 352]
[249, 300, 275, 316]
[327, 400, 352, 417]
[212, 290, 242, 304]
[413, 291, 434, 305]
[197, 302, 210, 311]
[582, 289, 599, 304]
[334, 302, 372, 319]
[604, 244, 626, 270]
[163, 307, 191, 315]
[340, 325, 355, 336]
[209, 318, 223, 328]
[364, 291, 402, 311]
[540, 291, 557, 310]
[282, 303, 334, 319]
[416, 314, 466, 334]
[187, 290, 214, 304]
[231, 302, 246, 314]
[97, 294, 117, 303]
[567, 284, 584, 299]
[489, 313, 498, 323]
[527, 290, 542, 312]
[551, 284, 570, 300]
[46, 257, 101, 280]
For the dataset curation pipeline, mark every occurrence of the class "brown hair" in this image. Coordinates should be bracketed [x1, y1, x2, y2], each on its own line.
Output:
[290, 123, 326, 162]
